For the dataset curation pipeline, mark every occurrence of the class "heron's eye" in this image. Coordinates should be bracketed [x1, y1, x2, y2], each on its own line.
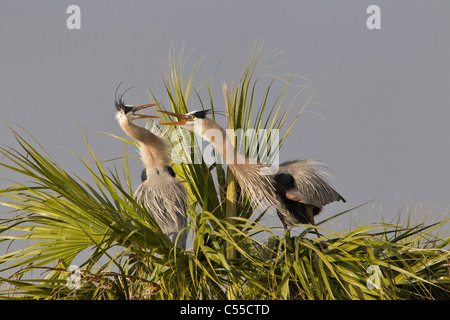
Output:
[189, 115, 195, 120]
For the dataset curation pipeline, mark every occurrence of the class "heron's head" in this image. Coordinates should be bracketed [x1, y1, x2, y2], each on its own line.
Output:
[159, 110, 213, 134]
[114, 85, 160, 123]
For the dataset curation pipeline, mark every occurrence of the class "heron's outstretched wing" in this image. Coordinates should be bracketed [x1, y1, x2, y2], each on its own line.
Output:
[279, 159, 346, 208]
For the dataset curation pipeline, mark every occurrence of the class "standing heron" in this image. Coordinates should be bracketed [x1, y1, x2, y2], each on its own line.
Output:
[114, 90, 187, 249]
[160, 110, 345, 246]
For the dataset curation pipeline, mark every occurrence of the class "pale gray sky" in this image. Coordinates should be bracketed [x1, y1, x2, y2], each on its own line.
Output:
[1, 0, 450, 233]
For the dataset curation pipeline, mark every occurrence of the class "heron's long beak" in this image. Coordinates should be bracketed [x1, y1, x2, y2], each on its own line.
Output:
[135, 114, 160, 119]
[135, 103, 161, 111]
[159, 110, 189, 125]
[133, 103, 161, 119]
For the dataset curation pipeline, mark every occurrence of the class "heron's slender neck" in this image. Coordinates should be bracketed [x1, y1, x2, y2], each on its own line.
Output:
[198, 118, 278, 206]
[118, 117, 170, 169]
[198, 119, 248, 167]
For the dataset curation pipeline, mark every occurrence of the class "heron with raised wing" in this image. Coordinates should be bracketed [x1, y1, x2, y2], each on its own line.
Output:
[159, 109, 345, 247]
[114, 88, 187, 249]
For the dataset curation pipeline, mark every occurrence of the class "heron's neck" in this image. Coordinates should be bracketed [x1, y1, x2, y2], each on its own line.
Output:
[200, 120, 248, 167]
[118, 118, 170, 168]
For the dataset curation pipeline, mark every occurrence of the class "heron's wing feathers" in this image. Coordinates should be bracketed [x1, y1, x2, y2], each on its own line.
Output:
[134, 173, 188, 249]
[280, 159, 346, 207]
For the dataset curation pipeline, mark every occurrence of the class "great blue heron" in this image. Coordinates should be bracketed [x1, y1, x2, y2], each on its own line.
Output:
[114, 90, 187, 249]
[160, 109, 345, 246]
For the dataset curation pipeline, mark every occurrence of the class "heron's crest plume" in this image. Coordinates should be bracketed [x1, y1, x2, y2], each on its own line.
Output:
[188, 109, 212, 119]
[114, 82, 136, 114]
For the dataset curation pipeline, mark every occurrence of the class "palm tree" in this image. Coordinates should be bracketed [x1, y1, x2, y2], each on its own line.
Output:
[1, 44, 449, 299]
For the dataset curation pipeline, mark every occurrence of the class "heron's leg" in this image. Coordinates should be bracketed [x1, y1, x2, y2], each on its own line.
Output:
[306, 206, 324, 251]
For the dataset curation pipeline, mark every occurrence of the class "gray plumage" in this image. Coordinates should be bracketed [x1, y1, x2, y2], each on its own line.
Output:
[135, 167, 187, 248]
[273, 159, 346, 228]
